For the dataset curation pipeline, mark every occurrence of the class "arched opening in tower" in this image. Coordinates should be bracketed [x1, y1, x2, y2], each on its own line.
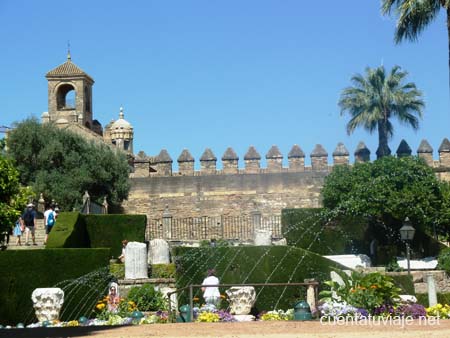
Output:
[56, 84, 76, 109]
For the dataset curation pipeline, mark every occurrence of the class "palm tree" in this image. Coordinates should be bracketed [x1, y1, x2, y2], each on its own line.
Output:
[339, 65, 424, 158]
[381, 0, 450, 87]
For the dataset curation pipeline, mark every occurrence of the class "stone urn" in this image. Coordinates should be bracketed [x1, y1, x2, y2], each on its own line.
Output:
[225, 286, 256, 315]
[31, 288, 64, 322]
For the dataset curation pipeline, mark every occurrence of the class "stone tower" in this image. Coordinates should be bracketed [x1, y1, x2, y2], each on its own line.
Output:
[45, 52, 94, 129]
[107, 107, 134, 154]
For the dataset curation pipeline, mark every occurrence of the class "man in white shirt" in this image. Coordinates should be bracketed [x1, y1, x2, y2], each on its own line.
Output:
[201, 269, 220, 306]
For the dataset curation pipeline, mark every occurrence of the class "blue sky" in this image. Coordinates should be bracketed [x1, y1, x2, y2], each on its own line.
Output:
[1, 0, 448, 168]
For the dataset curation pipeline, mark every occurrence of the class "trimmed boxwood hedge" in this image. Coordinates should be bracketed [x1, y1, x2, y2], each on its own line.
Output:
[281, 208, 369, 255]
[46, 212, 90, 248]
[85, 214, 146, 257]
[173, 246, 344, 312]
[389, 274, 415, 295]
[416, 293, 450, 307]
[0, 248, 110, 326]
[46, 212, 146, 257]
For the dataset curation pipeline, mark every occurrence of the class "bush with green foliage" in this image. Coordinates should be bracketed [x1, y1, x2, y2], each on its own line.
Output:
[388, 274, 415, 295]
[0, 248, 111, 325]
[174, 246, 344, 311]
[46, 212, 146, 257]
[46, 212, 89, 248]
[127, 284, 167, 311]
[6, 118, 130, 211]
[320, 270, 401, 314]
[282, 208, 369, 255]
[85, 214, 146, 257]
[416, 293, 450, 307]
[321, 156, 449, 257]
[437, 247, 450, 275]
[0, 154, 33, 234]
[151, 264, 176, 279]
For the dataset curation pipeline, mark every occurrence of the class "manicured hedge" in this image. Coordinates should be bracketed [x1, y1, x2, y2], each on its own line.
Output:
[281, 208, 369, 255]
[46, 212, 147, 257]
[46, 212, 90, 248]
[416, 293, 450, 307]
[389, 274, 415, 295]
[0, 249, 110, 326]
[85, 214, 146, 257]
[173, 246, 344, 312]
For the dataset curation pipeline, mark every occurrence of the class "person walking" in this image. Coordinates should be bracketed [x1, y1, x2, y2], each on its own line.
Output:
[23, 203, 37, 245]
[43, 204, 56, 245]
[13, 217, 23, 246]
[201, 269, 220, 306]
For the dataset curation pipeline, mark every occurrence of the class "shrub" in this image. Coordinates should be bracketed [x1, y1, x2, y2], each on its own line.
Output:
[85, 214, 146, 257]
[281, 209, 369, 255]
[0, 248, 110, 325]
[320, 270, 401, 314]
[416, 293, 450, 307]
[174, 246, 344, 311]
[151, 264, 176, 279]
[437, 248, 450, 275]
[389, 274, 415, 295]
[126, 284, 167, 311]
[46, 212, 90, 248]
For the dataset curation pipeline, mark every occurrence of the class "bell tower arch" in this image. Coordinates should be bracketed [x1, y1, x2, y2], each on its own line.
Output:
[45, 52, 94, 128]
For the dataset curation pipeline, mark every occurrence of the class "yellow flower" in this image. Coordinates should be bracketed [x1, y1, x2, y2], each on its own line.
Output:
[96, 303, 106, 310]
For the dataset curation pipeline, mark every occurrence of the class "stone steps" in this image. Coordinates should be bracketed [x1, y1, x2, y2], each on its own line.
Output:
[7, 219, 47, 250]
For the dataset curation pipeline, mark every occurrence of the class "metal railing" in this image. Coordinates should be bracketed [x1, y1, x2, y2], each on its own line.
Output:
[146, 215, 282, 241]
[167, 281, 319, 322]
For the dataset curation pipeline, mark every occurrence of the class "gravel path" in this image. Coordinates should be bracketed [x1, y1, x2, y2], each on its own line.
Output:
[74, 319, 450, 338]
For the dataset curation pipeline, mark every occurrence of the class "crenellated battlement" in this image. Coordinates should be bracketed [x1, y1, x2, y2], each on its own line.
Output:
[131, 138, 450, 178]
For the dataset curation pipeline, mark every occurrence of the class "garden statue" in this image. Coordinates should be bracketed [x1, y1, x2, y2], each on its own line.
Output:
[107, 282, 120, 313]
[31, 288, 64, 322]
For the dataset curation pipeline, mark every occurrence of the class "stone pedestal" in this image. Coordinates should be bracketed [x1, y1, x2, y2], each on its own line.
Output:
[226, 286, 256, 315]
[31, 288, 64, 322]
[159, 286, 178, 311]
[254, 229, 271, 246]
[125, 242, 148, 279]
[427, 273, 438, 307]
[148, 239, 170, 265]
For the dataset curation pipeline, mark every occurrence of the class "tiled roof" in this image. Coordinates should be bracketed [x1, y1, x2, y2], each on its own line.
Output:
[46, 60, 93, 81]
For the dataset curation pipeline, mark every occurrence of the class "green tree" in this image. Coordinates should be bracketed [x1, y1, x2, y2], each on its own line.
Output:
[321, 156, 447, 237]
[339, 65, 424, 158]
[6, 118, 130, 211]
[381, 0, 450, 87]
[0, 155, 32, 233]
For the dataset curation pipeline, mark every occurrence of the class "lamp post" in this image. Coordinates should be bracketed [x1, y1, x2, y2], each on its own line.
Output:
[399, 217, 416, 275]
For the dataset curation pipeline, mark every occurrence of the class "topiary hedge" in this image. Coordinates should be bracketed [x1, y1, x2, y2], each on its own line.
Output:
[173, 246, 344, 312]
[46, 212, 90, 248]
[416, 293, 450, 307]
[85, 214, 146, 257]
[389, 274, 415, 295]
[46, 212, 147, 257]
[281, 208, 369, 255]
[0, 248, 111, 326]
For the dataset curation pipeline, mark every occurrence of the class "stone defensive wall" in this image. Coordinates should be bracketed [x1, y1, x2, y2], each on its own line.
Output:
[122, 139, 450, 221]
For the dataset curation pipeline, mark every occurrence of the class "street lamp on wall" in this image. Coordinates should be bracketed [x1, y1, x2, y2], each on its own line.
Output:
[399, 217, 416, 275]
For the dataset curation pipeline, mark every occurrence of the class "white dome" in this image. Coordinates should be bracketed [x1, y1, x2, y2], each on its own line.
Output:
[111, 107, 133, 131]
